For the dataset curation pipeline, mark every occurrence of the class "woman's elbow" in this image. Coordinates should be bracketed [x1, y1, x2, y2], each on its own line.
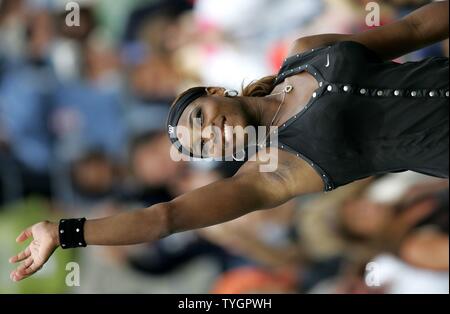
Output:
[144, 202, 174, 240]
[405, 2, 449, 43]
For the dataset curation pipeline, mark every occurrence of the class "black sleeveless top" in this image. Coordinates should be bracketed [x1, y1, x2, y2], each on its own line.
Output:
[269, 41, 449, 192]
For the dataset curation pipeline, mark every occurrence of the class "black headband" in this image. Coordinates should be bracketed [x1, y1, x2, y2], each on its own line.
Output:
[166, 87, 207, 157]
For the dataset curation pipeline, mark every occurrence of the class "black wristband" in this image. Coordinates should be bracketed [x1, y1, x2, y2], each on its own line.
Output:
[58, 218, 87, 249]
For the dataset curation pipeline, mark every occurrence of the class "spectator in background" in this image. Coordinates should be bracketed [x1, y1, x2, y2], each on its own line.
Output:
[126, 131, 185, 205]
[123, 2, 190, 136]
[124, 52, 177, 136]
[296, 173, 448, 293]
[54, 34, 127, 166]
[0, 9, 58, 199]
[211, 267, 297, 294]
[70, 150, 120, 203]
[0, 0, 27, 65]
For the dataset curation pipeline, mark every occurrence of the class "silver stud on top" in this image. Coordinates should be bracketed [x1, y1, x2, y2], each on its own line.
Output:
[60, 230, 64, 234]
[411, 91, 417, 97]
[319, 82, 323, 87]
[79, 242, 83, 246]
[360, 88, 367, 95]
[429, 91, 436, 97]
[377, 90, 383, 96]
[312, 92, 317, 98]
[394, 90, 400, 96]
[343, 85, 350, 92]
[76, 228, 80, 233]
[327, 85, 333, 92]
[446, 91, 449, 97]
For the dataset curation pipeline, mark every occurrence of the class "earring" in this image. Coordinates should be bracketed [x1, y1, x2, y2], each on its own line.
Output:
[224, 89, 239, 97]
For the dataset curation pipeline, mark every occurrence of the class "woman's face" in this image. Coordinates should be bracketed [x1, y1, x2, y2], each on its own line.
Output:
[176, 91, 250, 158]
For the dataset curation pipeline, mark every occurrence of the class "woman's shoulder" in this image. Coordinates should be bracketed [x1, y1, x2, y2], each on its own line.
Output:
[288, 36, 381, 61]
[330, 41, 384, 63]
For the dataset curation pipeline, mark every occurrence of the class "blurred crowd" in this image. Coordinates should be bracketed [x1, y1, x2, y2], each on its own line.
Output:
[0, 0, 448, 294]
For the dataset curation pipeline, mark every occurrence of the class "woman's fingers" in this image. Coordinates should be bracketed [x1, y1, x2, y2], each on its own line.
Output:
[15, 256, 34, 274]
[11, 259, 42, 282]
[10, 256, 33, 281]
[16, 227, 32, 243]
[9, 246, 31, 264]
[11, 269, 31, 282]
[17, 262, 41, 277]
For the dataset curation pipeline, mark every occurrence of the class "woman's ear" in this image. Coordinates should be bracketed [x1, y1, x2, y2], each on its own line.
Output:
[205, 87, 227, 96]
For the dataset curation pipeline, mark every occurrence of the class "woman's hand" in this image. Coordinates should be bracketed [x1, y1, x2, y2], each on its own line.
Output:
[9, 221, 59, 282]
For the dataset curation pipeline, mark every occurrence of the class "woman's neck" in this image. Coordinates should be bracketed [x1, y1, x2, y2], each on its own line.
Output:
[240, 93, 285, 128]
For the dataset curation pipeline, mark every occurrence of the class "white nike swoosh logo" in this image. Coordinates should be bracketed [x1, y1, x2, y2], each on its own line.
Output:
[325, 54, 330, 67]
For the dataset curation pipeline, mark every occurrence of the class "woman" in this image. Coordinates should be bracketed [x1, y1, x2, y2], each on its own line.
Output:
[9, 1, 448, 281]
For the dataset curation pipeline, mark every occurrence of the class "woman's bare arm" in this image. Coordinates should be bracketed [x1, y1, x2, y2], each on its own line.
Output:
[290, 1, 449, 60]
[84, 168, 292, 246]
[10, 149, 322, 281]
[83, 150, 322, 245]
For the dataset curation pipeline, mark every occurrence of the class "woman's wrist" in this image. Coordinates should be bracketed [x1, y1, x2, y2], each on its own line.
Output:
[58, 218, 88, 249]
[47, 221, 61, 247]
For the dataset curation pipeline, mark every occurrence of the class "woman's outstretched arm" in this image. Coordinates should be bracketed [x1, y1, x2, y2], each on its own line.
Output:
[9, 150, 322, 281]
[83, 169, 292, 246]
[291, 0, 449, 60]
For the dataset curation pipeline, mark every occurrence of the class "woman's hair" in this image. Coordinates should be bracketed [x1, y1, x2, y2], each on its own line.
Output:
[241, 75, 277, 97]
[170, 74, 278, 108]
